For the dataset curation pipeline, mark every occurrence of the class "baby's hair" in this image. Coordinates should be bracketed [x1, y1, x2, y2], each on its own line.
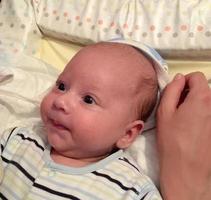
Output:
[135, 69, 158, 122]
[132, 47, 158, 122]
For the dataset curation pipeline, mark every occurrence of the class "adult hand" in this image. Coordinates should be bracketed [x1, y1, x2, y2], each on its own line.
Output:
[156, 72, 211, 200]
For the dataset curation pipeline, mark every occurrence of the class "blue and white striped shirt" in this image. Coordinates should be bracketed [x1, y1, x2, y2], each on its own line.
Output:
[0, 127, 162, 200]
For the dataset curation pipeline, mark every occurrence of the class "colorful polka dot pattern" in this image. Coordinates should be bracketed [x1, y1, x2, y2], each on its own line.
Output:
[34, 0, 211, 48]
[35, 10, 210, 37]
[0, 0, 41, 55]
[0, 0, 211, 55]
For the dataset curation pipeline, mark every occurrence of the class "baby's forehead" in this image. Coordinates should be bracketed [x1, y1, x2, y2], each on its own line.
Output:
[91, 43, 156, 89]
[66, 42, 156, 88]
[82, 42, 154, 73]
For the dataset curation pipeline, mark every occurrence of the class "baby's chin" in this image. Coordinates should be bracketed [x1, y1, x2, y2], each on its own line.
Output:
[46, 128, 69, 149]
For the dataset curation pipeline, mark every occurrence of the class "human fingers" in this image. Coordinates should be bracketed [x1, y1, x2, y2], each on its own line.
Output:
[157, 73, 186, 116]
[185, 72, 209, 93]
[184, 72, 211, 109]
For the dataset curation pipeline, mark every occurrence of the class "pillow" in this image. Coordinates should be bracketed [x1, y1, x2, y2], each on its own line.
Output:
[33, 0, 211, 59]
[1, 0, 211, 59]
[0, 0, 41, 56]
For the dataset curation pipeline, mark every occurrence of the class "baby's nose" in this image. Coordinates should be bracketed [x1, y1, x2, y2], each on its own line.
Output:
[53, 93, 73, 114]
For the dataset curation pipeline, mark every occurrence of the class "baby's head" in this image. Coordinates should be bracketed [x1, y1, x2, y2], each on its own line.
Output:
[40, 42, 158, 161]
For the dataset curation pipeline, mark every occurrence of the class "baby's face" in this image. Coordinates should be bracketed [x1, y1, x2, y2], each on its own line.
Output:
[40, 44, 143, 160]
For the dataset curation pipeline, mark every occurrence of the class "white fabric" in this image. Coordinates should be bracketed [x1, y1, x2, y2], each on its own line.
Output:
[1, 0, 211, 59]
[34, 0, 211, 50]
[0, 53, 58, 133]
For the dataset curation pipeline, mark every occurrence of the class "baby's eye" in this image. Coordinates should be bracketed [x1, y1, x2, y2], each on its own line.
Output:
[56, 82, 66, 91]
[83, 95, 96, 104]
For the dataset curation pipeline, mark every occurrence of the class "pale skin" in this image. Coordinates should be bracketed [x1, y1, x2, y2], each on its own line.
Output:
[157, 72, 211, 200]
[40, 42, 155, 167]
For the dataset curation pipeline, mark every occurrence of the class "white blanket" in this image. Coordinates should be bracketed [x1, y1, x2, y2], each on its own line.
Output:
[0, 53, 58, 132]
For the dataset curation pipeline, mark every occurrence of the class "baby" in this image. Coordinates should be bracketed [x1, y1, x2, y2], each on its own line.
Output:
[0, 40, 164, 199]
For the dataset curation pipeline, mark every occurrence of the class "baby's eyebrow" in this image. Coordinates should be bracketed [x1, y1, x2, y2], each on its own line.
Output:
[82, 86, 103, 97]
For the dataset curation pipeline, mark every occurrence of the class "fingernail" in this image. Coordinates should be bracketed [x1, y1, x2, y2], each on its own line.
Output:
[174, 73, 183, 81]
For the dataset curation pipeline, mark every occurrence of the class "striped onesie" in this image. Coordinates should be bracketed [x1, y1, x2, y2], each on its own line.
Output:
[0, 127, 162, 200]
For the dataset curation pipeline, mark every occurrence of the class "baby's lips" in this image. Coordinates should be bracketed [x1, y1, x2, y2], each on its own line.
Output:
[50, 118, 69, 131]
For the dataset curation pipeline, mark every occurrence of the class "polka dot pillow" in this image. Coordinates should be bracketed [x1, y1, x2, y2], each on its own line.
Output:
[1, 0, 211, 59]
[34, 0, 211, 53]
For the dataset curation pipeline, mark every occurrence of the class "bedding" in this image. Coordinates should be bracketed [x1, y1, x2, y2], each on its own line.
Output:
[35, 0, 211, 58]
[0, 53, 58, 132]
[0, 0, 211, 187]
[1, 0, 211, 59]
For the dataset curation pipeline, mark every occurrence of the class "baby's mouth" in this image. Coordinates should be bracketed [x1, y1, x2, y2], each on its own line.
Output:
[49, 118, 69, 131]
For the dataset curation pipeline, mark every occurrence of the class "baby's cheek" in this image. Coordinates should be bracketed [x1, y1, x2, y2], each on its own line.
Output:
[41, 94, 53, 109]
[74, 118, 97, 136]
[40, 97, 50, 120]
[40, 100, 46, 116]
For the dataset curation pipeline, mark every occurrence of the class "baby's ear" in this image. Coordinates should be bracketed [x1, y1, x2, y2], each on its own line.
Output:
[116, 120, 144, 149]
